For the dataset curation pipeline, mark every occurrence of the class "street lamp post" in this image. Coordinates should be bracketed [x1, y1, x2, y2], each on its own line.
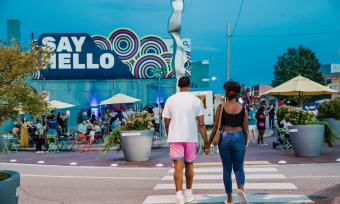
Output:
[154, 67, 167, 138]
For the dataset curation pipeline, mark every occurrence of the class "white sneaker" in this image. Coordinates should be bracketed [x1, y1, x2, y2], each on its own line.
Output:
[176, 191, 185, 204]
[184, 189, 194, 203]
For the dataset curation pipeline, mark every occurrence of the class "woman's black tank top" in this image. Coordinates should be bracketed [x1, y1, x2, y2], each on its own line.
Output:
[221, 107, 245, 127]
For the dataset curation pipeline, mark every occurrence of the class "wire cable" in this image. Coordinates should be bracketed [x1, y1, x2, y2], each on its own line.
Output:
[232, 30, 340, 38]
[231, 0, 244, 36]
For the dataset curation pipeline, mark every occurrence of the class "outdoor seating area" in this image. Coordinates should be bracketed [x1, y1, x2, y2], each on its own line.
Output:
[0, 130, 107, 154]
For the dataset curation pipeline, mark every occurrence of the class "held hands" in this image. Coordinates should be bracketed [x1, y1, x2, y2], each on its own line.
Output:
[203, 142, 210, 155]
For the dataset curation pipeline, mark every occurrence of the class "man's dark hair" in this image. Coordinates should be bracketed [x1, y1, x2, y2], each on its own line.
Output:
[178, 76, 190, 88]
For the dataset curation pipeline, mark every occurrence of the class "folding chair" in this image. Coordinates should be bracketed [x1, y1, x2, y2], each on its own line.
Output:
[2, 135, 18, 153]
[58, 133, 74, 151]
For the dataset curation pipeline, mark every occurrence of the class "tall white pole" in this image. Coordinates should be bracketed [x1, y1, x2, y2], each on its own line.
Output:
[158, 74, 162, 137]
[227, 23, 231, 81]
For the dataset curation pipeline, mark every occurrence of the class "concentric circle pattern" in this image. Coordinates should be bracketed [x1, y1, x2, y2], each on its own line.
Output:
[140, 36, 168, 55]
[92, 35, 112, 50]
[88, 28, 192, 79]
[134, 55, 167, 79]
[109, 29, 139, 60]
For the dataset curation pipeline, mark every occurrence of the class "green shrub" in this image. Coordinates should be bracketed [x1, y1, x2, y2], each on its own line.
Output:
[285, 108, 315, 125]
[284, 108, 339, 147]
[102, 112, 153, 153]
[313, 121, 339, 147]
[126, 112, 153, 130]
[317, 98, 340, 120]
[277, 107, 290, 123]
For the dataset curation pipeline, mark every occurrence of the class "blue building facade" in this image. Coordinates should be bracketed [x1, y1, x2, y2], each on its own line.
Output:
[6, 19, 21, 44]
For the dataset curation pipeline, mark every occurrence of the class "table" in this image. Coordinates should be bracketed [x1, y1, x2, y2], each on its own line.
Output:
[1, 134, 18, 153]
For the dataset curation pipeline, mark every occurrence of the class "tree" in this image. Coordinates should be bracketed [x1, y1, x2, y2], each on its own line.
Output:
[0, 41, 51, 124]
[272, 46, 325, 87]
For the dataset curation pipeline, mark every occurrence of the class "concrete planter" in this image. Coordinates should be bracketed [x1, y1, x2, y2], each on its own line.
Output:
[119, 130, 153, 162]
[289, 125, 324, 157]
[0, 170, 20, 204]
[322, 118, 340, 136]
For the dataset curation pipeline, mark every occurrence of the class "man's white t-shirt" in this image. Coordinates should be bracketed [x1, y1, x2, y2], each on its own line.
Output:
[162, 92, 205, 143]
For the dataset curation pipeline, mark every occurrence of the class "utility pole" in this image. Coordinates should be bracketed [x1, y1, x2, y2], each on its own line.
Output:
[227, 23, 231, 81]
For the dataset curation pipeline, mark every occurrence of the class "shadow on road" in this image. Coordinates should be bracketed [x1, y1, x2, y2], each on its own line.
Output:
[310, 184, 340, 204]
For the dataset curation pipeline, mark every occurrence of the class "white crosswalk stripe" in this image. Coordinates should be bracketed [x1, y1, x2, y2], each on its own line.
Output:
[154, 182, 298, 190]
[143, 194, 313, 204]
[162, 173, 286, 180]
[168, 167, 278, 174]
[144, 163, 314, 204]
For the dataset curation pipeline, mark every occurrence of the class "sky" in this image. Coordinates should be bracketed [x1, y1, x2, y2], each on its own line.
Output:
[1, 0, 340, 92]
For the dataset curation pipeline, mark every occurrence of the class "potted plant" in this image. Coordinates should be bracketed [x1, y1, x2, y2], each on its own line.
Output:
[0, 170, 20, 204]
[102, 112, 154, 162]
[317, 97, 340, 136]
[285, 108, 338, 156]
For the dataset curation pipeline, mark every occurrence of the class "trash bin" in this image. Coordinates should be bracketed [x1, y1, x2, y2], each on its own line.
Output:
[0, 170, 20, 204]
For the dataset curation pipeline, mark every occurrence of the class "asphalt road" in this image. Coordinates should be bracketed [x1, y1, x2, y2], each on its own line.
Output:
[1, 162, 340, 204]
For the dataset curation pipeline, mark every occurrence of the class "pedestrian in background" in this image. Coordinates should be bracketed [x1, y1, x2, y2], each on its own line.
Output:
[163, 76, 209, 204]
[209, 81, 248, 204]
[20, 118, 30, 148]
[77, 109, 84, 124]
[268, 104, 275, 129]
[256, 106, 268, 146]
[247, 104, 257, 145]
[57, 112, 64, 135]
[35, 119, 45, 152]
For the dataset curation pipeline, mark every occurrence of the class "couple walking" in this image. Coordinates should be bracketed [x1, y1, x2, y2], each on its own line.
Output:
[163, 76, 248, 204]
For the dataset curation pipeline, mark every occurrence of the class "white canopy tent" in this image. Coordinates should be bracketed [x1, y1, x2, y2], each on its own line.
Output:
[48, 100, 75, 109]
[100, 93, 141, 106]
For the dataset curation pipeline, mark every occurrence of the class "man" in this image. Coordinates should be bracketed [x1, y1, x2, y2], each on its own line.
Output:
[268, 104, 275, 129]
[163, 76, 210, 204]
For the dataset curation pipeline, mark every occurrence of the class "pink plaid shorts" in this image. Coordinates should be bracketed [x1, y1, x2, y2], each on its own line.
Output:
[169, 142, 199, 162]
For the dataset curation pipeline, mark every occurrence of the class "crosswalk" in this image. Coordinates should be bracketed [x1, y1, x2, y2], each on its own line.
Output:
[143, 163, 314, 204]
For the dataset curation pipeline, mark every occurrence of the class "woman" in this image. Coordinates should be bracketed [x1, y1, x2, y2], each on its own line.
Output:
[209, 81, 248, 204]
[89, 121, 101, 142]
[20, 118, 30, 148]
[57, 112, 64, 135]
[247, 104, 257, 145]
[256, 106, 268, 146]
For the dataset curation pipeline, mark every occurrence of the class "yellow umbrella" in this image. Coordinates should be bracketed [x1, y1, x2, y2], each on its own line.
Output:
[265, 75, 337, 96]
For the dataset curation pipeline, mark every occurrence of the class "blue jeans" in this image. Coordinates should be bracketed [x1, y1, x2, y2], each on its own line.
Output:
[218, 131, 246, 194]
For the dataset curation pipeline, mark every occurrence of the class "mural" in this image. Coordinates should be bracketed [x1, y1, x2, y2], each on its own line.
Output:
[91, 28, 191, 79]
[32, 28, 191, 80]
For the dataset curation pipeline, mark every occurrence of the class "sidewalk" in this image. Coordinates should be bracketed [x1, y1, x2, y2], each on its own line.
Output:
[0, 137, 339, 167]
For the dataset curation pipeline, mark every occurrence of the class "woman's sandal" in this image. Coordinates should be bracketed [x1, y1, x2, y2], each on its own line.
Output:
[236, 189, 249, 204]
